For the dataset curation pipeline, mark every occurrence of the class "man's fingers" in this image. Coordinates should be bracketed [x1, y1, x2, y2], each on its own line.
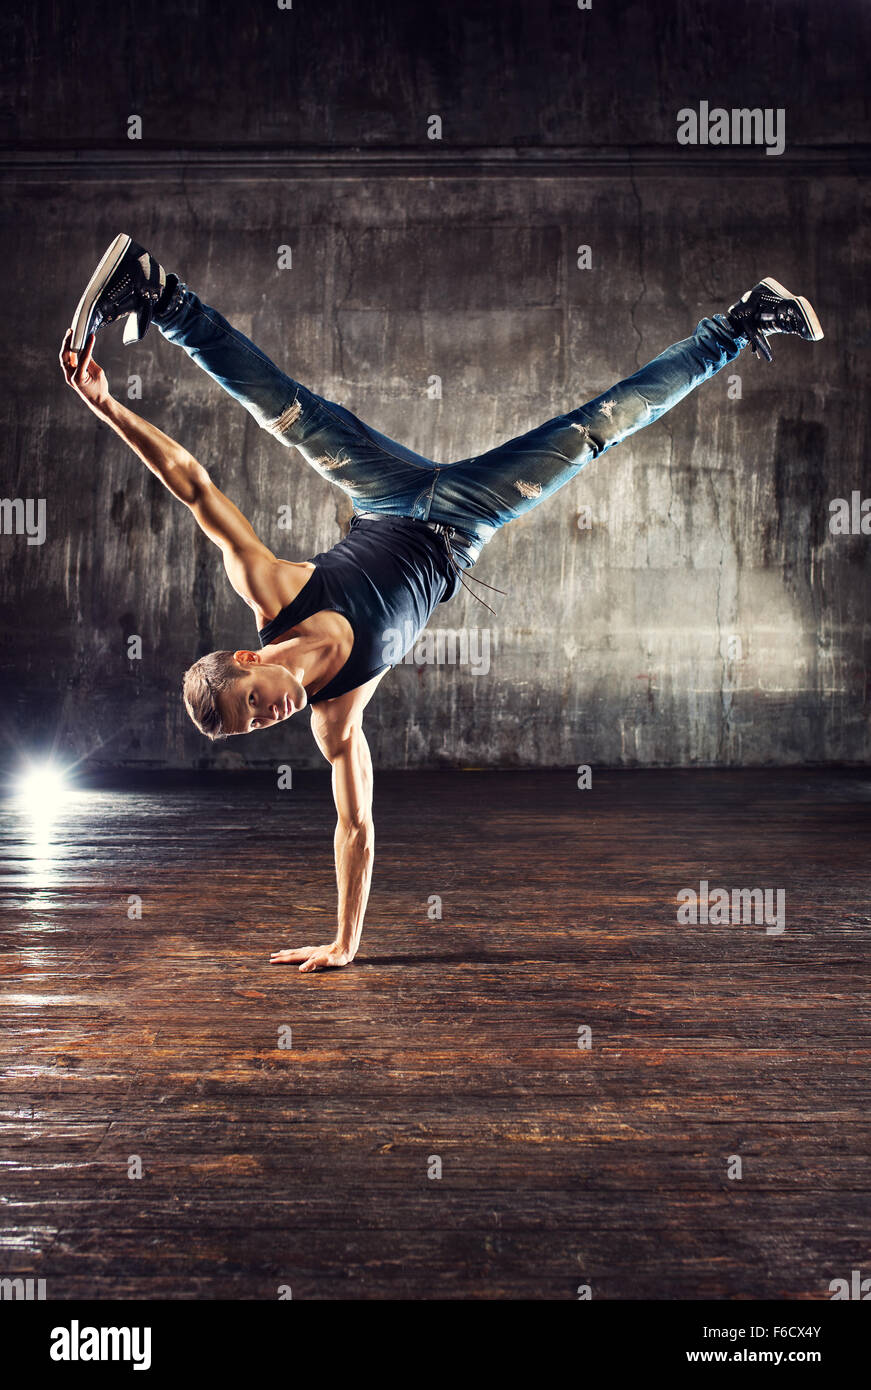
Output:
[59, 331, 73, 368]
[74, 339, 93, 383]
[269, 943, 347, 971]
[79, 332, 95, 376]
[300, 948, 343, 973]
[59, 330, 79, 384]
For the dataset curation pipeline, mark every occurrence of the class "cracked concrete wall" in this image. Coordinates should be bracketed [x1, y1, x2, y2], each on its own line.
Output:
[1, 0, 868, 769]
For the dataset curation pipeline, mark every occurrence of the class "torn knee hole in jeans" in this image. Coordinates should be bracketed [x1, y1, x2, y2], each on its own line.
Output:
[513, 479, 542, 499]
[598, 398, 616, 419]
[268, 399, 302, 435]
[316, 452, 347, 471]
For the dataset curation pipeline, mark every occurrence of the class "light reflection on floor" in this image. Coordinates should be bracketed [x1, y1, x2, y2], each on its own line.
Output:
[1, 791, 126, 895]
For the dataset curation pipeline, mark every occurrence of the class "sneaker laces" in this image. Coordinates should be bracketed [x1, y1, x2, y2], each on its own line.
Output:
[751, 302, 802, 360]
[770, 303, 803, 331]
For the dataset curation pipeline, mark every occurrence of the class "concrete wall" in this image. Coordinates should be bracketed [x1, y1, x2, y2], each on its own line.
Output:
[1, 0, 869, 770]
[2, 0, 868, 151]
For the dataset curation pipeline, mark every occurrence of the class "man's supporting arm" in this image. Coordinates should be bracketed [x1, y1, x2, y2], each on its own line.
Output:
[329, 725, 375, 959]
[267, 714, 375, 972]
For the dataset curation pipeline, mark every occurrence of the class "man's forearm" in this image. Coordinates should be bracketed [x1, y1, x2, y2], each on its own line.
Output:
[334, 820, 375, 955]
[97, 397, 207, 505]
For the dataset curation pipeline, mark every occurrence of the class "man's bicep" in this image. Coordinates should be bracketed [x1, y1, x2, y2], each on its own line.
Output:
[220, 543, 283, 612]
[190, 477, 281, 608]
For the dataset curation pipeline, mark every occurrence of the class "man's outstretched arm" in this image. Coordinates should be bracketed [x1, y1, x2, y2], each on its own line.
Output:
[59, 331, 280, 612]
[271, 715, 375, 973]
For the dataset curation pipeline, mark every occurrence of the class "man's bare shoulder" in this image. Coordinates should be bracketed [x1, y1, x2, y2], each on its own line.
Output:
[250, 558, 316, 628]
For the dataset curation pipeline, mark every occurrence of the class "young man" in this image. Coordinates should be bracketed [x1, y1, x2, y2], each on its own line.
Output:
[60, 234, 823, 972]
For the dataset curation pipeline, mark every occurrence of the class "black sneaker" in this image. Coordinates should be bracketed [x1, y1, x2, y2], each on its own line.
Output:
[726, 277, 824, 363]
[69, 233, 177, 351]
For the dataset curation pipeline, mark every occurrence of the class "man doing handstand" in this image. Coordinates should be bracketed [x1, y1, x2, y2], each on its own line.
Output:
[60, 234, 823, 971]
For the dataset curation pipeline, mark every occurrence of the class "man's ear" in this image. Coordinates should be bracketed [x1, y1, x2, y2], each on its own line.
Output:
[233, 649, 260, 665]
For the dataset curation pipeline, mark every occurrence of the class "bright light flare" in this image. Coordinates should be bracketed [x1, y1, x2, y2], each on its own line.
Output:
[13, 760, 72, 825]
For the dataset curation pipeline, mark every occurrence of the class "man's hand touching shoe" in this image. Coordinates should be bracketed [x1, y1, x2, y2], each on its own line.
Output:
[60, 330, 110, 414]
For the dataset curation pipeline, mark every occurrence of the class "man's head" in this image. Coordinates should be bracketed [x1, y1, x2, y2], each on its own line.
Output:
[182, 649, 307, 740]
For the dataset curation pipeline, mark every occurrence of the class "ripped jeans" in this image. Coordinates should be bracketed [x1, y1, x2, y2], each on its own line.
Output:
[156, 285, 748, 568]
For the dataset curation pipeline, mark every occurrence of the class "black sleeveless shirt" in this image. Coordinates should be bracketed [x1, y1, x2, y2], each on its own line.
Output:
[257, 515, 462, 703]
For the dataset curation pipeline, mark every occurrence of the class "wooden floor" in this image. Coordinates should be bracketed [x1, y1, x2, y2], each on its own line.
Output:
[1, 768, 869, 1300]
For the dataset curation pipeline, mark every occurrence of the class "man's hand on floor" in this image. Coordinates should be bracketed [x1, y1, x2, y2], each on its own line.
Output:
[270, 941, 356, 973]
[59, 330, 110, 412]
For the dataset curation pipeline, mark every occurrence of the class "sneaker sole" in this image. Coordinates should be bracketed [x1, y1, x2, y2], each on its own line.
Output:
[69, 232, 132, 352]
[759, 276, 824, 342]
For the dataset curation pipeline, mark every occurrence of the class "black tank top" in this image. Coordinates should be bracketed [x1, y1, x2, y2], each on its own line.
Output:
[258, 515, 462, 703]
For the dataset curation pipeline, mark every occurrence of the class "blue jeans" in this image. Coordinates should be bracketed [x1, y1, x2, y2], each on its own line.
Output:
[156, 286, 748, 568]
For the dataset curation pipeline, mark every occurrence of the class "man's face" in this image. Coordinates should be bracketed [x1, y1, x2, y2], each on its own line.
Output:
[224, 654, 307, 735]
